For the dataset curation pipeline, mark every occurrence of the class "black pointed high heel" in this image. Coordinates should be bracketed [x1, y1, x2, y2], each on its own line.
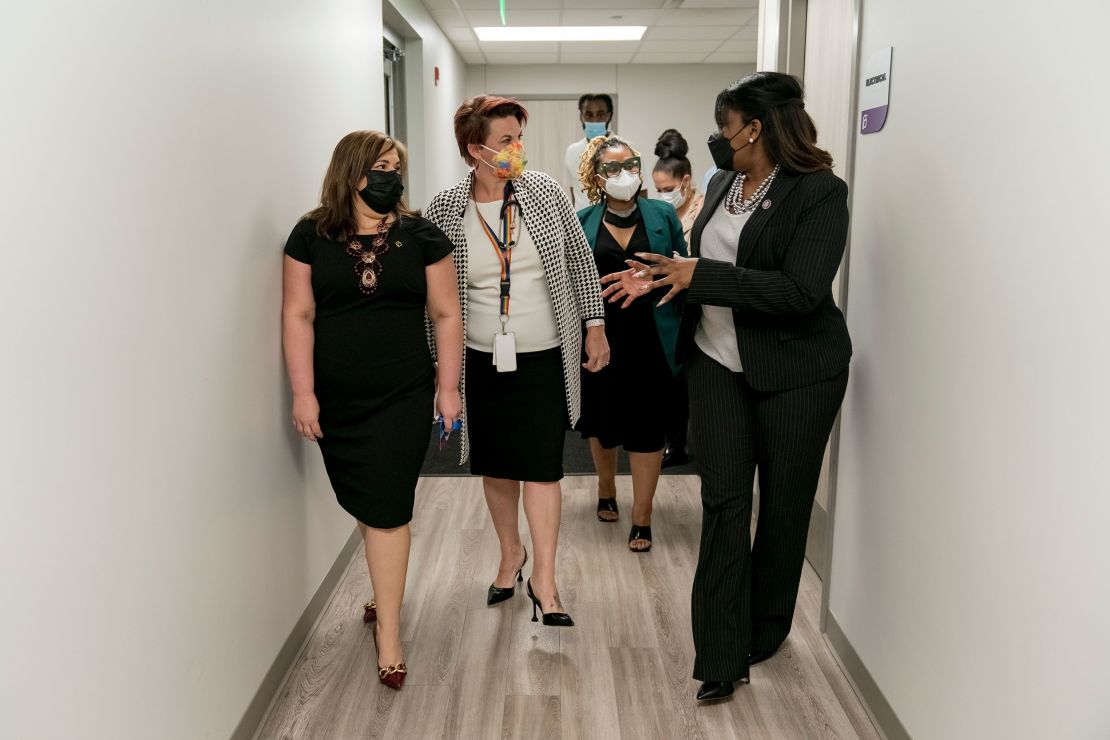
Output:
[696, 681, 735, 701]
[748, 647, 780, 665]
[487, 545, 528, 606]
[526, 579, 574, 627]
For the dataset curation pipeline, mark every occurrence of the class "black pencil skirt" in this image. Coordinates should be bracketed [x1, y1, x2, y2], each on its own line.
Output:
[465, 346, 569, 482]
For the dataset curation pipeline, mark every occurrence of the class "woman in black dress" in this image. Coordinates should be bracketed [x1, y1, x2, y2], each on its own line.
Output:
[575, 135, 686, 551]
[282, 131, 462, 690]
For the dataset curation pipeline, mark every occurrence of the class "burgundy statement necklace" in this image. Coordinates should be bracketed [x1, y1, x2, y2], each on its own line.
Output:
[346, 217, 393, 295]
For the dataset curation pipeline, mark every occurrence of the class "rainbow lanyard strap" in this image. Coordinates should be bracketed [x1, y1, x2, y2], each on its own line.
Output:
[475, 182, 517, 331]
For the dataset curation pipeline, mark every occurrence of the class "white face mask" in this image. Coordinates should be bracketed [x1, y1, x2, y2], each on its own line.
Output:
[602, 170, 641, 202]
[657, 187, 686, 210]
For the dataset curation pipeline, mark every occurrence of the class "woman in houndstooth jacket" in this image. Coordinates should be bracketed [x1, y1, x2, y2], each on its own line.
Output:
[426, 95, 609, 626]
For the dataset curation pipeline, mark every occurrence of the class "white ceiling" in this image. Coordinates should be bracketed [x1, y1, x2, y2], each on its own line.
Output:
[424, 0, 760, 65]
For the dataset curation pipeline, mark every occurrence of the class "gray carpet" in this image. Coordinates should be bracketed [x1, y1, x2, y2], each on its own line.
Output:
[420, 428, 696, 476]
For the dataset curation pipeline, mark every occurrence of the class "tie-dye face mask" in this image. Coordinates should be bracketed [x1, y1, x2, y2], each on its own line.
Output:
[480, 142, 527, 180]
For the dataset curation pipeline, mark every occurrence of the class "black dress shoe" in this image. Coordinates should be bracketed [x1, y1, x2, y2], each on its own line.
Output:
[748, 647, 779, 666]
[661, 447, 689, 469]
[696, 681, 734, 701]
[526, 579, 574, 627]
[486, 546, 528, 606]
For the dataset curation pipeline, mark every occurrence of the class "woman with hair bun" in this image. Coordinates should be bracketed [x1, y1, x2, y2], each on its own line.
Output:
[652, 129, 705, 250]
[651, 129, 703, 468]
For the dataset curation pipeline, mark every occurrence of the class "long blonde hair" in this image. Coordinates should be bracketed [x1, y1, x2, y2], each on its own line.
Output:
[304, 131, 419, 240]
[577, 135, 640, 204]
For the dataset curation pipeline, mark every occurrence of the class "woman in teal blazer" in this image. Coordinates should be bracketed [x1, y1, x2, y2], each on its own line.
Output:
[574, 134, 687, 552]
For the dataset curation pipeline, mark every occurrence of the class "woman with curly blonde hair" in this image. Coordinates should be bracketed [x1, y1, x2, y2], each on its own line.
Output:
[574, 134, 686, 552]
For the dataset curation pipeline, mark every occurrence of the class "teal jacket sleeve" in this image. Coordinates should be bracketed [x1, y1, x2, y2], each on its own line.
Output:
[666, 206, 687, 258]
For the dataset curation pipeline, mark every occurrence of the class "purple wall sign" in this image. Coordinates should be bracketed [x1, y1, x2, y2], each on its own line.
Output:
[861, 105, 889, 134]
[860, 47, 893, 135]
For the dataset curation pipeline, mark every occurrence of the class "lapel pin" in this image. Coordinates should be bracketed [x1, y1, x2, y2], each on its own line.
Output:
[762, 199, 772, 210]
[395, 240, 403, 247]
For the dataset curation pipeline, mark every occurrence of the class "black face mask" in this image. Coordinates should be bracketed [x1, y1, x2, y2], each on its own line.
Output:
[358, 170, 404, 214]
[707, 127, 751, 172]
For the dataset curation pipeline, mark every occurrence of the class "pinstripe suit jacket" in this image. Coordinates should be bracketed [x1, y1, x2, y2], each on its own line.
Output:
[678, 168, 853, 392]
[425, 170, 606, 464]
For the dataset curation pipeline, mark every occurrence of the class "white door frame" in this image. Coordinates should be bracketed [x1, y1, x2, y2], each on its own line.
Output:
[756, 0, 864, 632]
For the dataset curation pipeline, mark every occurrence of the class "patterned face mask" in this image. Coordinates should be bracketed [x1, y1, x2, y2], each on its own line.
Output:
[480, 142, 527, 180]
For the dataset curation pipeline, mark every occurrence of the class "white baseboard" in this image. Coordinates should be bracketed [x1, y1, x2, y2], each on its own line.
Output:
[231, 526, 363, 740]
[825, 612, 913, 740]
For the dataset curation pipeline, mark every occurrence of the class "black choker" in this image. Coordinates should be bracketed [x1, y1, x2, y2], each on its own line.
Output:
[604, 206, 640, 229]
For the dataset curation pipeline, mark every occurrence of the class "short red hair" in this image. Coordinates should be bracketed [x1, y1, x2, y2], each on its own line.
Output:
[453, 95, 529, 165]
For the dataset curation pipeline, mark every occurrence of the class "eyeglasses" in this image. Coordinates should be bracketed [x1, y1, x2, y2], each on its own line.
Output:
[597, 157, 641, 178]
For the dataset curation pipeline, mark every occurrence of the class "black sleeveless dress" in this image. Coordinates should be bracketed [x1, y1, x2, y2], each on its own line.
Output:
[577, 219, 674, 453]
[284, 217, 454, 528]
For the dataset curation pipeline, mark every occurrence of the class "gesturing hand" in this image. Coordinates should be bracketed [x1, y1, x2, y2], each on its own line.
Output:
[630, 252, 698, 306]
[599, 264, 654, 309]
[600, 253, 698, 307]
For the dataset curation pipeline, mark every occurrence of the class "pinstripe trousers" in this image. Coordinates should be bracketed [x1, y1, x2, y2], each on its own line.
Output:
[687, 347, 848, 682]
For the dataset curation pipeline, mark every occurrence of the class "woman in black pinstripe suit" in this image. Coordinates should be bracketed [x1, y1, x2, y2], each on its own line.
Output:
[601, 72, 852, 702]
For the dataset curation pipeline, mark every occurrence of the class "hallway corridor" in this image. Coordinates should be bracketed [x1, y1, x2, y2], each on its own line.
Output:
[254, 476, 879, 740]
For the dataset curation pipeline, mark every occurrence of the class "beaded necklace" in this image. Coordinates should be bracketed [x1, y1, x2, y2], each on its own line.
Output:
[345, 217, 393, 295]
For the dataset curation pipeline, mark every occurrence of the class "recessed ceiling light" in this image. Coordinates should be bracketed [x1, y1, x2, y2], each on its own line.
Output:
[474, 26, 647, 42]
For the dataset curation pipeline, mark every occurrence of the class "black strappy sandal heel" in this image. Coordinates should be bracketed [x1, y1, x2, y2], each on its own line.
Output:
[596, 497, 619, 522]
[628, 524, 652, 552]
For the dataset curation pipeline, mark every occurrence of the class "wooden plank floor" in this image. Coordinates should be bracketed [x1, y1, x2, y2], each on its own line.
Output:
[255, 476, 881, 740]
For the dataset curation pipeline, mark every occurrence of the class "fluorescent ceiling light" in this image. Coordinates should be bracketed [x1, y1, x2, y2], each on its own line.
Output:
[474, 26, 647, 42]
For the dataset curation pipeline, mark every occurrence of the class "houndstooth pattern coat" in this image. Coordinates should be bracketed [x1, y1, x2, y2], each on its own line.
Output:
[425, 169, 606, 465]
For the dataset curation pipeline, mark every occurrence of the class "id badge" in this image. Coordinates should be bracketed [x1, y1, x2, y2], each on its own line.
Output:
[492, 332, 517, 373]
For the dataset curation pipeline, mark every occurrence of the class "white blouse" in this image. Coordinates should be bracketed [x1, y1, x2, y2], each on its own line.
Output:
[694, 205, 754, 372]
[464, 199, 560, 353]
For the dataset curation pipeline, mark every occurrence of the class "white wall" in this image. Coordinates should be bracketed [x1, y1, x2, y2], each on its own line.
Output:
[802, 0, 855, 181]
[466, 64, 756, 193]
[801, 0, 857, 515]
[0, 1, 384, 738]
[829, 1, 1110, 738]
[387, 0, 471, 206]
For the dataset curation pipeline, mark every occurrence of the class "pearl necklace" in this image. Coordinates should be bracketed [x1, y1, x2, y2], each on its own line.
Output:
[725, 165, 781, 215]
